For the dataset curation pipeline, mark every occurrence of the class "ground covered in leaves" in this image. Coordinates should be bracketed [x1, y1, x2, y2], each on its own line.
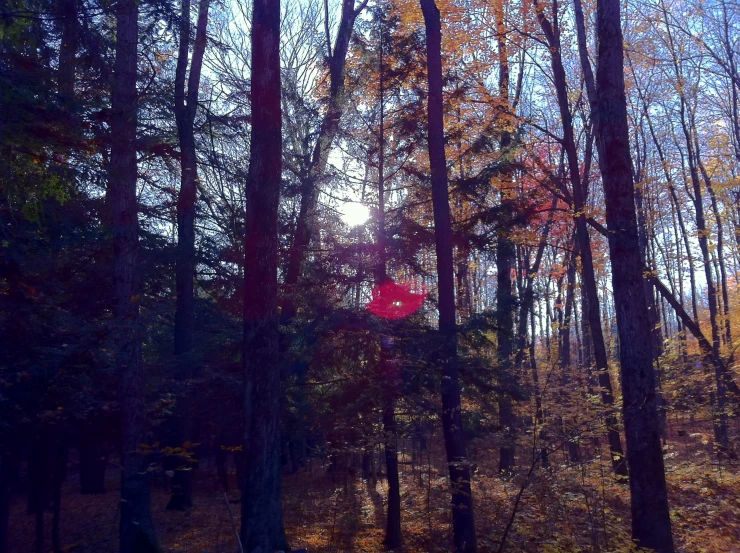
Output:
[8, 421, 740, 553]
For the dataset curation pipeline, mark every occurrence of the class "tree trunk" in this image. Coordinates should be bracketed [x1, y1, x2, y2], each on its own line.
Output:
[173, 0, 210, 359]
[109, 0, 158, 548]
[51, 429, 67, 553]
[383, 398, 402, 549]
[169, 0, 210, 511]
[536, 1, 627, 478]
[0, 453, 15, 553]
[375, 40, 402, 547]
[240, 1, 286, 551]
[79, 423, 107, 494]
[595, 0, 674, 549]
[420, 2, 477, 551]
[494, 2, 518, 474]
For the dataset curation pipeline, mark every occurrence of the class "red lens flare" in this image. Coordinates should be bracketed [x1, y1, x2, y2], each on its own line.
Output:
[366, 280, 426, 319]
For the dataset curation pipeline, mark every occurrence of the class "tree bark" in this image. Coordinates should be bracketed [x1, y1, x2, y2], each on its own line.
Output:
[109, 0, 158, 548]
[595, 0, 674, 548]
[240, 1, 286, 551]
[420, 2, 477, 551]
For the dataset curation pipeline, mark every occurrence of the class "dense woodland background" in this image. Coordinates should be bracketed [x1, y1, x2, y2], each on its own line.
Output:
[2, 0, 740, 551]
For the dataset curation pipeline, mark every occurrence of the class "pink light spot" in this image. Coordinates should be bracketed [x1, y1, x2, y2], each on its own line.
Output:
[367, 280, 426, 319]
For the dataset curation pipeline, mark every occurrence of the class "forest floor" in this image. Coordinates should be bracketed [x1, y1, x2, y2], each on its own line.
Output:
[8, 419, 740, 553]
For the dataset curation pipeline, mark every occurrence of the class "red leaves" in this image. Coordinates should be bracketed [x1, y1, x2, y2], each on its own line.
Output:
[366, 279, 426, 319]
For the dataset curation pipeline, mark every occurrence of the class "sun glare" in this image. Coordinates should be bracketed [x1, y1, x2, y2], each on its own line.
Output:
[340, 202, 370, 227]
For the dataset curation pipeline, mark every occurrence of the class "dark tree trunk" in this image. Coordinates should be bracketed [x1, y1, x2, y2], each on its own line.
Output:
[240, 1, 286, 551]
[51, 430, 67, 553]
[169, 0, 210, 514]
[109, 0, 158, 549]
[169, 1, 210, 508]
[173, 0, 210, 359]
[0, 453, 15, 553]
[35, 504, 43, 553]
[420, 1, 476, 551]
[383, 398, 402, 549]
[537, 0, 627, 477]
[494, 3, 517, 474]
[375, 41, 402, 548]
[536, 0, 628, 478]
[27, 430, 48, 516]
[595, 0, 674, 549]
[79, 423, 107, 494]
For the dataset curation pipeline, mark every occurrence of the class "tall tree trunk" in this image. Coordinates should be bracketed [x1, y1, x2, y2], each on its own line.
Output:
[420, 2, 476, 551]
[51, 429, 67, 553]
[79, 419, 107, 494]
[169, 0, 210, 512]
[595, 0, 674, 549]
[375, 37, 402, 547]
[109, 0, 158, 549]
[495, 0, 517, 475]
[240, 1, 286, 551]
[537, 0, 627, 477]
[173, 0, 210, 359]
[0, 452, 15, 553]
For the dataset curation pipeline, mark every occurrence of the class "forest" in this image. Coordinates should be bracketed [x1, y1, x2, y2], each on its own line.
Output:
[2, 0, 740, 551]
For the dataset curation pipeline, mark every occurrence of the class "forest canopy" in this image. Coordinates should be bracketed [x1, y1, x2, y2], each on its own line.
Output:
[2, 0, 740, 552]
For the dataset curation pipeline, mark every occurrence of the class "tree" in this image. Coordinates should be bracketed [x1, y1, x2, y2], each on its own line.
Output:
[535, 0, 627, 477]
[595, 0, 674, 549]
[108, 0, 158, 549]
[168, 0, 211, 512]
[240, 0, 286, 551]
[281, 0, 368, 326]
[420, 1, 477, 551]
